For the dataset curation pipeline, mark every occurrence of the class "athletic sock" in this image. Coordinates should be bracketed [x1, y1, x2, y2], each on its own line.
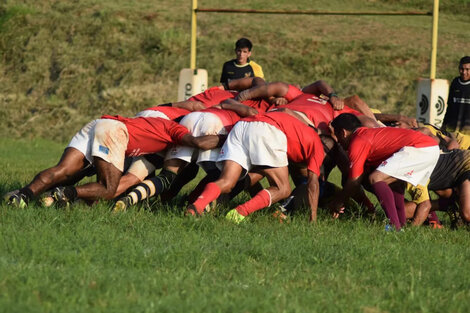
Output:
[235, 189, 272, 216]
[19, 187, 34, 203]
[427, 211, 441, 224]
[192, 182, 221, 214]
[127, 169, 176, 205]
[392, 190, 406, 227]
[372, 181, 401, 231]
[63, 186, 78, 202]
[187, 169, 220, 204]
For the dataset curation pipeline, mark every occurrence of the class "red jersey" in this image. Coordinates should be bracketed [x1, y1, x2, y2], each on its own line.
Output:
[102, 115, 189, 157]
[188, 86, 237, 107]
[140, 106, 190, 120]
[284, 85, 304, 101]
[243, 112, 324, 176]
[202, 107, 241, 132]
[278, 94, 334, 133]
[348, 127, 439, 179]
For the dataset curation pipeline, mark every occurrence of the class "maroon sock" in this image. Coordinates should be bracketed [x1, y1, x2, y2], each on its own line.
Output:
[392, 190, 406, 227]
[427, 211, 440, 223]
[372, 181, 401, 230]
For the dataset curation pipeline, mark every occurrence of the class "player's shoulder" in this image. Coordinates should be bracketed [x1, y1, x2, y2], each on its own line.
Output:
[249, 60, 262, 69]
[223, 59, 237, 67]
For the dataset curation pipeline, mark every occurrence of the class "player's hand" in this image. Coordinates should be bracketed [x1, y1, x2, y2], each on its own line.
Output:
[174, 100, 206, 111]
[332, 207, 345, 219]
[329, 96, 344, 111]
[236, 90, 249, 102]
[397, 116, 418, 128]
[272, 97, 288, 106]
[244, 107, 259, 116]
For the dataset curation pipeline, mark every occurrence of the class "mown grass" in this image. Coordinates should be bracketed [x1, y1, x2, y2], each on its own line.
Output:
[1, 1, 469, 141]
[1, 138, 470, 313]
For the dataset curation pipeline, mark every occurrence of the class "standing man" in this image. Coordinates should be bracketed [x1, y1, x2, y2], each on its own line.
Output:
[220, 38, 264, 88]
[442, 56, 470, 134]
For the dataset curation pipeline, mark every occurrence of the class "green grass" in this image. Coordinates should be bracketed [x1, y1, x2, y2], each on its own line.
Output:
[1, 1, 469, 141]
[1, 138, 470, 313]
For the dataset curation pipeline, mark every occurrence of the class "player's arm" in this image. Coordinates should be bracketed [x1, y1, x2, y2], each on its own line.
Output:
[236, 81, 290, 102]
[302, 80, 343, 110]
[446, 133, 461, 150]
[171, 100, 206, 112]
[329, 175, 364, 214]
[306, 170, 320, 223]
[225, 77, 266, 91]
[374, 113, 418, 128]
[219, 99, 258, 117]
[180, 134, 226, 151]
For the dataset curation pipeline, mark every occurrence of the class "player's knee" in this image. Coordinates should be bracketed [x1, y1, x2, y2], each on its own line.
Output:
[460, 207, 470, 222]
[278, 184, 292, 199]
[101, 186, 118, 200]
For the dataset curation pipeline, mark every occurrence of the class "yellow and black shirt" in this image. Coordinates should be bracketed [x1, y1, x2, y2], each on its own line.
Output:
[219, 59, 264, 86]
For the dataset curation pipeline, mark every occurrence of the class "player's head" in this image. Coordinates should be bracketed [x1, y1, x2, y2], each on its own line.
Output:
[235, 38, 252, 65]
[459, 56, 470, 82]
[331, 113, 362, 148]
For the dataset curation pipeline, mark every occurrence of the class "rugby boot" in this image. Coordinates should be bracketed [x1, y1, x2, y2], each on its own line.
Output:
[50, 187, 72, 207]
[7, 193, 28, 208]
[112, 196, 132, 213]
[225, 209, 246, 224]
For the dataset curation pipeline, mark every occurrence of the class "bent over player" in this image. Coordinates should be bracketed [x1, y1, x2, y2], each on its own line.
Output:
[6, 115, 222, 207]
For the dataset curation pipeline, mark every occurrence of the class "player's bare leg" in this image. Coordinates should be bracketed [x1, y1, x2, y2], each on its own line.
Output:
[458, 180, 470, 223]
[6, 147, 87, 207]
[226, 166, 291, 223]
[75, 157, 122, 201]
[188, 160, 243, 215]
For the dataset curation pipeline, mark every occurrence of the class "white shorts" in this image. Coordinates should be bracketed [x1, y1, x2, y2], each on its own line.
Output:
[217, 121, 288, 171]
[134, 110, 169, 119]
[166, 111, 226, 165]
[376, 145, 440, 186]
[67, 119, 129, 172]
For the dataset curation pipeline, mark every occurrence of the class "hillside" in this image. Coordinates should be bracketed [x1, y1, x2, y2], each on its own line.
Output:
[0, 0, 469, 141]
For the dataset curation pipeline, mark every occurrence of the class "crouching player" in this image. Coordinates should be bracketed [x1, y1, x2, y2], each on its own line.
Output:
[6, 115, 222, 207]
[330, 113, 440, 231]
[406, 148, 470, 227]
[186, 110, 324, 223]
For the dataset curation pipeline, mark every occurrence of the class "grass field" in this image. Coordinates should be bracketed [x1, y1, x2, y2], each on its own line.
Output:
[1, 1, 470, 312]
[1, 138, 470, 313]
[1, 0, 470, 140]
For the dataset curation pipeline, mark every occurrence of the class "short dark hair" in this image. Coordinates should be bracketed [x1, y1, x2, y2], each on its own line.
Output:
[331, 113, 362, 132]
[235, 38, 252, 51]
[459, 56, 470, 66]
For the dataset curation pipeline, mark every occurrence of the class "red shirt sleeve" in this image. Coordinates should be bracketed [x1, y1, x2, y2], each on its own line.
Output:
[285, 85, 304, 102]
[165, 120, 190, 144]
[348, 136, 371, 179]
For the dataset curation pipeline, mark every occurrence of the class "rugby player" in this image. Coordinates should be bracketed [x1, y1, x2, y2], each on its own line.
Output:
[6, 115, 222, 207]
[186, 110, 325, 223]
[330, 113, 440, 231]
[406, 148, 470, 226]
[112, 88, 275, 211]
